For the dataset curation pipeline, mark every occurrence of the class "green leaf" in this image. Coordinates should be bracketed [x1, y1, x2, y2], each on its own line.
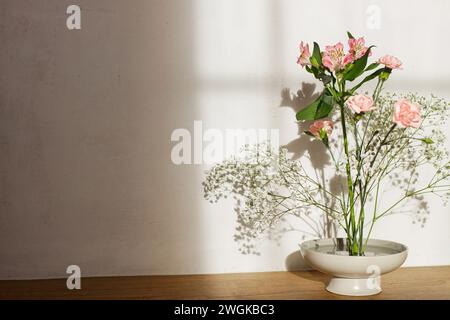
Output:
[296, 97, 321, 121]
[347, 31, 355, 39]
[306, 65, 322, 79]
[312, 42, 322, 66]
[341, 91, 353, 99]
[364, 62, 379, 72]
[421, 138, 434, 144]
[310, 56, 320, 68]
[343, 62, 354, 74]
[343, 46, 375, 82]
[296, 92, 335, 120]
[350, 68, 384, 93]
[318, 73, 332, 85]
[315, 93, 335, 119]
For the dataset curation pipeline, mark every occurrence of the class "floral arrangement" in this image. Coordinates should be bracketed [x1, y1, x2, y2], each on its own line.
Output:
[203, 32, 450, 256]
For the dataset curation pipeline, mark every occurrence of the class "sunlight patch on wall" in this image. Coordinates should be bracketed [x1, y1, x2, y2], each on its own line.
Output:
[194, 0, 271, 80]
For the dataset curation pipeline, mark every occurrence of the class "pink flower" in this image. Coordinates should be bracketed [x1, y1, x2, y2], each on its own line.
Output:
[346, 94, 375, 113]
[393, 99, 421, 128]
[309, 120, 334, 138]
[343, 53, 354, 65]
[348, 37, 369, 60]
[378, 55, 402, 69]
[297, 41, 311, 67]
[322, 42, 350, 72]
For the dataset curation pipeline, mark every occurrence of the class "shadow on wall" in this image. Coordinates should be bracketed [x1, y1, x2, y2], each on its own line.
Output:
[278, 83, 341, 271]
[280, 82, 341, 240]
[202, 82, 342, 257]
[281, 82, 329, 164]
[0, 0, 203, 279]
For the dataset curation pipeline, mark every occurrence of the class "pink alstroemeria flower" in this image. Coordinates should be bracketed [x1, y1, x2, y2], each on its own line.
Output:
[393, 99, 421, 128]
[348, 37, 370, 60]
[378, 55, 402, 69]
[322, 42, 350, 72]
[309, 120, 334, 138]
[297, 41, 311, 67]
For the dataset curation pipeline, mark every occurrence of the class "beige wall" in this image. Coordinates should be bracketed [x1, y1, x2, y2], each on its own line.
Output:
[0, 0, 449, 279]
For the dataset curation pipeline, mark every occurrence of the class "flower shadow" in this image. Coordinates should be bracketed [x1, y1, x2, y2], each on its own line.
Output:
[280, 82, 331, 169]
[280, 82, 342, 239]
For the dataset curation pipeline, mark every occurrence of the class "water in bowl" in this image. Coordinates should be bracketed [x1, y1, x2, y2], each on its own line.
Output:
[310, 242, 403, 256]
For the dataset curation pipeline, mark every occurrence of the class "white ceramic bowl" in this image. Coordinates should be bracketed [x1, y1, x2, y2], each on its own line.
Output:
[300, 238, 408, 296]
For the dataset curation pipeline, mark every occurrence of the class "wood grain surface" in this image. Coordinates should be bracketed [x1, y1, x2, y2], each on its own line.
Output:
[0, 266, 449, 300]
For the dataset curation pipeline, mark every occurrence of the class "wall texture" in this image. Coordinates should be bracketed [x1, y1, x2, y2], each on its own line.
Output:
[0, 0, 449, 279]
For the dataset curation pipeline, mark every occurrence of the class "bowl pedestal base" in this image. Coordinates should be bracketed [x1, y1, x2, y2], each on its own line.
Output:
[326, 276, 381, 296]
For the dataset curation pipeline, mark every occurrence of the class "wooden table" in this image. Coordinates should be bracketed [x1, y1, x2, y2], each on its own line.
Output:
[0, 266, 449, 300]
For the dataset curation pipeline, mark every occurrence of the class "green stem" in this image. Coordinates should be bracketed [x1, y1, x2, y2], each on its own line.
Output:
[358, 181, 365, 254]
[363, 178, 380, 253]
[353, 120, 365, 255]
[338, 102, 357, 255]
